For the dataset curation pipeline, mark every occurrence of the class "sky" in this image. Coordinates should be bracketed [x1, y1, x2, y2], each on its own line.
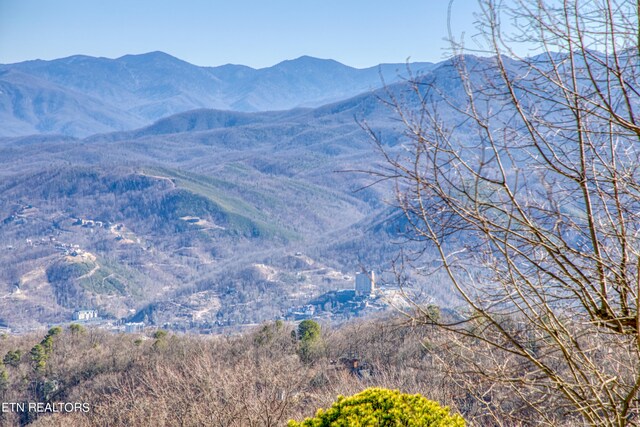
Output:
[0, 0, 484, 68]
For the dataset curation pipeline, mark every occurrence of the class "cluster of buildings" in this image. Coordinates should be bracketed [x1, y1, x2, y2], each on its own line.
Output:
[287, 270, 383, 321]
[72, 218, 111, 229]
[2, 204, 35, 226]
[23, 235, 84, 257]
[67, 269, 383, 333]
[124, 322, 145, 333]
[71, 310, 145, 333]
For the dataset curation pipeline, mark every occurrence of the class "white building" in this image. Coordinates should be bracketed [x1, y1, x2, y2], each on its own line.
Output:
[355, 271, 375, 297]
[72, 309, 98, 321]
[125, 322, 145, 333]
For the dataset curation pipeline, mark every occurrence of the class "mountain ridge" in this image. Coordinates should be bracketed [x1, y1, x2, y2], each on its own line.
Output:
[0, 52, 434, 137]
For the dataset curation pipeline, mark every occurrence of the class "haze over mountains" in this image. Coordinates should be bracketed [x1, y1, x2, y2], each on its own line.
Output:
[0, 51, 483, 330]
[0, 51, 433, 137]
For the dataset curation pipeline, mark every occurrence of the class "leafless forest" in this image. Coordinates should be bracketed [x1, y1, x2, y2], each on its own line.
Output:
[1, 0, 639, 425]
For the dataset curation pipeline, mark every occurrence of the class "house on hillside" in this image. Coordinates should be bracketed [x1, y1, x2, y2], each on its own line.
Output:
[72, 309, 98, 321]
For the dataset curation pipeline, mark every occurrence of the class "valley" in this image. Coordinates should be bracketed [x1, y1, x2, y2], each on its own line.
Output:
[0, 53, 466, 332]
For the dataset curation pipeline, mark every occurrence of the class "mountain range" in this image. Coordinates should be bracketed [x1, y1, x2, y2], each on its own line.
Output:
[0, 52, 433, 137]
[0, 52, 486, 330]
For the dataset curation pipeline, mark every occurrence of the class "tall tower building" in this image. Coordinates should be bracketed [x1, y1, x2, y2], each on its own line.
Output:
[355, 271, 375, 297]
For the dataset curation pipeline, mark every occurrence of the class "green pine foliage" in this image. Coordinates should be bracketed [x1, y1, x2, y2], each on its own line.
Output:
[29, 327, 62, 374]
[297, 320, 320, 342]
[69, 323, 86, 335]
[2, 350, 22, 368]
[288, 387, 465, 427]
[297, 319, 323, 363]
[30, 343, 47, 374]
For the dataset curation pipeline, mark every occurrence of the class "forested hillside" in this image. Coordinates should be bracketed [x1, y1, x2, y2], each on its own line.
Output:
[0, 315, 546, 426]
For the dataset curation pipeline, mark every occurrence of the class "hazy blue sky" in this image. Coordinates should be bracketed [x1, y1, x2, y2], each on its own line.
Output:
[0, 0, 483, 68]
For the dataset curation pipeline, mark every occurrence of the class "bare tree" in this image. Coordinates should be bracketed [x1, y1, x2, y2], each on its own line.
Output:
[367, 0, 640, 425]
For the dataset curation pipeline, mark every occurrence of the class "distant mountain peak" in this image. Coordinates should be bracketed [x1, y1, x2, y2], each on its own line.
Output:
[118, 51, 176, 59]
[292, 55, 333, 63]
[117, 51, 185, 63]
[273, 56, 346, 70]
[61, 54, 96, 63]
